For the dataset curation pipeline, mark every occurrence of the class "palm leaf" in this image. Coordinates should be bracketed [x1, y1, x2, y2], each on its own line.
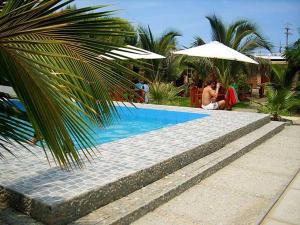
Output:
[192, 36, 206, 47]
[0, 0, 140, 168]
[226, 19, 247, 46]
[206, 14, 226, 43]
[137, 25, 180, 80]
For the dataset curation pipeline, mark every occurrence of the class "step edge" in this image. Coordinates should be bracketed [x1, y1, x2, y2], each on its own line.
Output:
[1, 117, 271, 225]
[71, 122, 284, 225]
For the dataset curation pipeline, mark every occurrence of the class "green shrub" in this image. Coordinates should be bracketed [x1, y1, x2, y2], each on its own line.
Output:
[258, 86, 300, 120]
[237, 74, 251, 93]
[149, 82, 183, 104]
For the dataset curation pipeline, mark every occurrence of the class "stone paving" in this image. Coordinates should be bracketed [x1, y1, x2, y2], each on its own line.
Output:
[132, 125, 300, 225]
[0, 103, 268, 224]
[261, 170, 300, 225]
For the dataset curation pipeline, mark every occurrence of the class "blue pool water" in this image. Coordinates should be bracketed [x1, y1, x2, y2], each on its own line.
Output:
[91, 106, 208, 144]
[9, 99, 209, 145]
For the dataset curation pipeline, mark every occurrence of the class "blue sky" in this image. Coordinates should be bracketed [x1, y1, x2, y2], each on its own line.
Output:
[76, 0, 300, 52]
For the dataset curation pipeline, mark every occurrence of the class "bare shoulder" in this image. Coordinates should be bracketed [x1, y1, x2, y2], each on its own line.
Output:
[203, 86, 210, 92]
[208, 87, 216, 95]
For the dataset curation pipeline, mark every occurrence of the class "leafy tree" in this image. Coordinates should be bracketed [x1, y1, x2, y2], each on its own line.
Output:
[0, 0, 139, 168]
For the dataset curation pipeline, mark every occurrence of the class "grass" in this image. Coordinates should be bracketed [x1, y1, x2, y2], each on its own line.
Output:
[151, 97, 300, 118]
[150, 97, 190, 107]
[165, 97, 190, 107]
[232, 101, 251, 109]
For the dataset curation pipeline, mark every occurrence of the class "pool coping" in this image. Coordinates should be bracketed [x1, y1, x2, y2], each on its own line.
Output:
[0, 103, 270, 225]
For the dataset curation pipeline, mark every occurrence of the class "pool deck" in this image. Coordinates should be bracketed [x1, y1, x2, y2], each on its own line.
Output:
[0, 103, 269, 224]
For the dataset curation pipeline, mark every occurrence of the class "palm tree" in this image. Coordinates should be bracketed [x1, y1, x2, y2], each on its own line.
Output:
[181, 56, 214, 87]
[162, 54, 186, 82]
[90, 17, 138, 47]
[0, 0, 139, 168]
[285, 39, 300, 90]
[268, 39, 300, 92]
[259, 86, 300, 121]
[60, 4, 138, 47]
[193, 15, 272, 87]
[258, 50, 300, 120]
[137, 25, 181, 80]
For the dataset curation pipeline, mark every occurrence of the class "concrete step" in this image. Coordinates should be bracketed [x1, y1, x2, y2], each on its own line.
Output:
[71, 121, 285, 225]
[0, 114, 270, 225]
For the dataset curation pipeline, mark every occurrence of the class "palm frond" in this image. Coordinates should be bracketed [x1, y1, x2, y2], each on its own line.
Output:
[138, 25, 155, 52]
[149, 82, 182, 104]
[156, 30, 181, 55]
[137, 25, 180, 81]
[206, 14, 226, 43]
[0, 0, 140, 168]
[284, 39, 300, 88]
[226, 19, 247, 46]
[181, 56, 214, 81]
[162, 54, 185, 81]
[238, 36, 272, 54]
[191, 36, 205, 47]
[261, 85, 300, 120]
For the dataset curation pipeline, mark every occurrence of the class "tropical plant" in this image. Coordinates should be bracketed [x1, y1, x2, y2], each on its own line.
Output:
[149, 82, 183, 104]
[193, 15, 272, 88]
[92, 17, 138, 46]
[285, 39, 300, 90]
[285, 39, 300, 66]
[137, 25, 181, 80]
[258, 52, 300, 120]
[258, 86, 300, 120]
[161, 54, 186, 82]
[181, 56, 214, 86]
[243, 57, 272, 85]
[269, 64, 290, 89]
[60, 4, 138, 46]
[236, 73, 252, 93]
[0, 0, 140, 168]
[268, 45, 299, 93]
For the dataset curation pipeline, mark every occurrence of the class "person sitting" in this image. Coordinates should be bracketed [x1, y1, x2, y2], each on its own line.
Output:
[202, 80, 225, 110]
[134, 79, 143, 90]
[142, 81, 150, 103]
[132, 79, 144, 103]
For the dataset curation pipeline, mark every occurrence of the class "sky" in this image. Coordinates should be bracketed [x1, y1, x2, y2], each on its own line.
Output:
[75, 0, 300, 53]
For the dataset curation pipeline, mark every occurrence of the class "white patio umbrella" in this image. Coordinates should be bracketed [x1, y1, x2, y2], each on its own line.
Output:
[174, 41, 258, 64]
[99, 45, 165, 60]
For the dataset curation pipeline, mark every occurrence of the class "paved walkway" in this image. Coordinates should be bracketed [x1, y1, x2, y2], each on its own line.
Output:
[261, 171, 300, 225]
[132, 125, 300, 225]
[1, 124, 299, 225]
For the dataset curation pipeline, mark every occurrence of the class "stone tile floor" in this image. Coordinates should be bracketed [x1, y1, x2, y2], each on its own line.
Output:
[132, 125, 300, 225]
[0, 104, 267, 211]
[261, 170, 300, 225]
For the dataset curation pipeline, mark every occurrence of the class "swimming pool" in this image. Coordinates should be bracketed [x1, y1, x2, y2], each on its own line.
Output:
[91, 106, 208, 144]
[9, 99, 208, 145]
